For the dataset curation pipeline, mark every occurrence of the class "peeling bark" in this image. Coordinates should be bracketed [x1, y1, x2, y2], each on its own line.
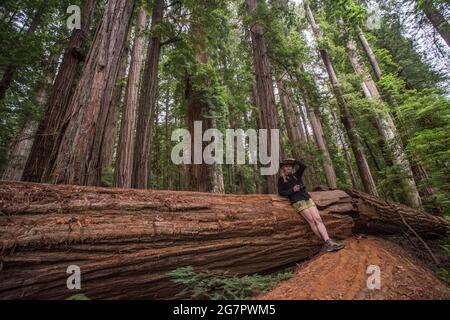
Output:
[0, 181, 447, 300]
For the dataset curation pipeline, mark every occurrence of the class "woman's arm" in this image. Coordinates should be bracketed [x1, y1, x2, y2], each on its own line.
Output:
[294, 160, 306, 179]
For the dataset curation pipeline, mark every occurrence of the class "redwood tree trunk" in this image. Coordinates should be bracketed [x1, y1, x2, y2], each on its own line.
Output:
[2, 54, 59, 181]
[22, 0, 98, 183]
[0, 181, 448, 300]
[347, 41, 421, 208]
[47, 0, 135, 185]
[305, 4, 377, 196]
[246, 0, 280, 194]
[277, 76, 314, 187]
[421, 0, 450, 47]
[132, 0, 164, 189]
[97, 43, 130, 183]
[357, 31, 439, 211]
[301, 88, 337, 189]
[185, 2, 224, 193]
[357, 31, 383, 81]
[115, 5, 147, 188]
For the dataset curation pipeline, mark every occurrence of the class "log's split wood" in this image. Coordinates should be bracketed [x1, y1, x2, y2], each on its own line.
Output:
[0, 181, 448, 299]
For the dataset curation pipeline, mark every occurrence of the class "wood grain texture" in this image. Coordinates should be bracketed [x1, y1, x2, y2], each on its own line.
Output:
[0, 182, 447, 299]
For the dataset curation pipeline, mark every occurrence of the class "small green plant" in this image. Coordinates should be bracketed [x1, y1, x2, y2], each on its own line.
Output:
[436, 243, 450, 284]
[101, 166, 114, 187]
[66, 293, 91, 300]
[168, 266, 293, 300]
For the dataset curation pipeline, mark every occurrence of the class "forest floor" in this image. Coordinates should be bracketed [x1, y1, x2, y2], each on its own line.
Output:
[256, 236, 449, 300]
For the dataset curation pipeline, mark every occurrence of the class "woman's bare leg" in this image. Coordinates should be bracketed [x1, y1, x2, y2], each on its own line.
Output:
[307, 206, 330, 241]
[300, 209, 322, 239]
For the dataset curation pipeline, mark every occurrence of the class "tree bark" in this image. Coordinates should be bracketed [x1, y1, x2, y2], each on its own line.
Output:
[305, 4, 377, 196]
[347, 41, 421, 208]
[132, 0, 164, 189]
[115, 5, 147, 188]
[22, 0, 98, 183]
[357, 31, 439, 212]
[302, 91, 337, 189]
[98, 43, 130, 183]
[0, 181, 447, 300]
[357, 31, 383, 81]
[47, 0, 135, 186]
[421, 0, 450, 47]
[184, 1, 224, 193]
[2, 54, 59, 181]
[331, 110, 358, 189]
[277, 76, 314, 187]
[246, 0, 280, 194]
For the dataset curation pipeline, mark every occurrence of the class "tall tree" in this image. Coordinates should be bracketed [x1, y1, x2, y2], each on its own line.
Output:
[184, 0, 225, 193]
[357, 26, 440, 210]
[419, 0, 450, 47]
[347, 40, 421, 207]
[246, 0, 280, 194]
[47, 0, 135, 185]
[277, 75, 314, 187]
[305, 3, 377, 196]
[23, 0, 98, 182]
[2, 54, 58, 180]
[132, 0, 164, 189]
[115, 4, 147, 188]
[298, 76, 337, 189]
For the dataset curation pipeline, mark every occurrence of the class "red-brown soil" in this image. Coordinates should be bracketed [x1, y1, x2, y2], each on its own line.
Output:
[257, 237, 449, 300]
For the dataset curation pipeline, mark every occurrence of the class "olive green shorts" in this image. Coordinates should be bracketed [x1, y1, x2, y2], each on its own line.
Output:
[292, 199, 316, 212]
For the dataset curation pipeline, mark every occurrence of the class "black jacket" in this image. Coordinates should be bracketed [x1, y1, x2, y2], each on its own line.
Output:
[278, 160, 311, 204]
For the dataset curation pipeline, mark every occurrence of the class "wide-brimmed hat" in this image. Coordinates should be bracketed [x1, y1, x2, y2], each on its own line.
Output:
[280, 158, 296, 168]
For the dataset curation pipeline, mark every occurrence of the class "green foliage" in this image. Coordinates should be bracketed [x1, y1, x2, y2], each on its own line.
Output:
[101, 166, 114, 187]
[168, 266, 293, 300]
[66, 293, 90, 300]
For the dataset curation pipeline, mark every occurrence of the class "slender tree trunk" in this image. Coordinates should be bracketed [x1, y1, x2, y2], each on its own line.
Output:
[347, 41, 421, 208]
[305, 4, 377, 196]
[331, 111, 358, 189]
[300, 87, 337, 189]
[277, 76, 314, 187]
[23, 0, 98, 183]
[298, 103, 321, 185]
[357, 32, 439, 211]
[0, 10, 42, 101]
[2, 54, 59, 181]
[357, 31, 382, 81]
[132, 0, 164, 189]
[2, 121, 38, 181]
[115, 5, 147, 188]
[421, 0, 450, 47]
[246, 0, 280, 194]
[99, 43, 130, 180]
[47, 0, 135, 185]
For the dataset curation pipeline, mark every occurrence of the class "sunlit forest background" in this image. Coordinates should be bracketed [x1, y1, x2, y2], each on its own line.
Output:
[0, 0, 448, 215]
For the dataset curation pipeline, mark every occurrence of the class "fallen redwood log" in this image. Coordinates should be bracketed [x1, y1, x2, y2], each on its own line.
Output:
[0, 181, 448, 299]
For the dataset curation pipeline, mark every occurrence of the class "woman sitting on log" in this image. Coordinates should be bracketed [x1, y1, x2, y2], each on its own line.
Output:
[278, 159, 345, 252]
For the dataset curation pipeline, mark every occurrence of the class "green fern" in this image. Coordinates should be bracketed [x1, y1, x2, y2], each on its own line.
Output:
[168, 266, 292, 300]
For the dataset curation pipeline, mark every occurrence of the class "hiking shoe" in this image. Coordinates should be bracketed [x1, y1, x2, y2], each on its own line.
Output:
[323, 239, 345, 252]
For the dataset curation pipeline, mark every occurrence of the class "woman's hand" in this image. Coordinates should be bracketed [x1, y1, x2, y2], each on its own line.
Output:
[293, 185, 301, 192]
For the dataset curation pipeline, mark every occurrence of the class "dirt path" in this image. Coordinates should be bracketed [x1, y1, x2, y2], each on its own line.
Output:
[257, 237, 449, 300]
